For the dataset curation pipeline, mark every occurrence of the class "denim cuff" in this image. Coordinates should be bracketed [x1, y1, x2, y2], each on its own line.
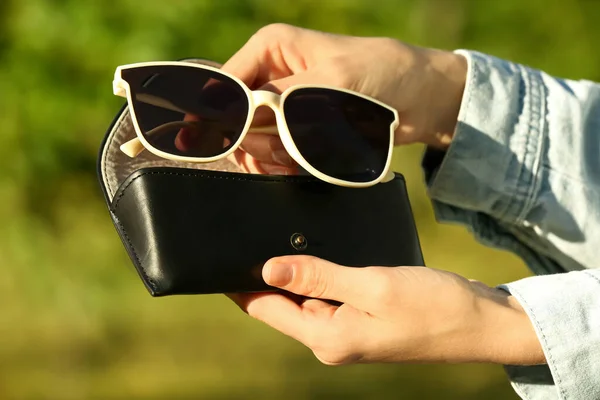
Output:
[499, 270, 600, 400]
[423, 50, 547, 227]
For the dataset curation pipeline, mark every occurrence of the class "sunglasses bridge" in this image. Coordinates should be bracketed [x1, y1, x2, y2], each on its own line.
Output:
[249, 90, 284, 109]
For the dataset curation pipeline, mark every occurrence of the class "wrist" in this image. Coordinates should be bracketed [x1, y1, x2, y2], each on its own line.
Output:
[421, 49, 467, 150]
[471, 283, 546, 365]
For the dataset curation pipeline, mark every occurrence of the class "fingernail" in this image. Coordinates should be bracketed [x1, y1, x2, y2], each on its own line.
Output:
[273, 149, 294, 167]
[261, 164, 291, 176]
[264, 262, 293, 287]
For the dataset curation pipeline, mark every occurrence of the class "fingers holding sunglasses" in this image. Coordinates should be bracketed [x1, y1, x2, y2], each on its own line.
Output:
[172, 113, 234, 157]
[228, 150, 261, 174]
[228, 149, 295, 175]
[251, 105, 278, 127]
[260, 162, 298, 176]
[174, 113, 199, 153]
[221, 24, 342, 89]
[228, 148, 297, 176]
[221, 26, 301, 88]
[228, 104, 298, 175]
[240, 132, 296, 167]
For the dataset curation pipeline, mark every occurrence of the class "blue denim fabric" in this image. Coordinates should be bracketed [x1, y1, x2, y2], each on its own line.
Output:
[422, 49, 600, 399]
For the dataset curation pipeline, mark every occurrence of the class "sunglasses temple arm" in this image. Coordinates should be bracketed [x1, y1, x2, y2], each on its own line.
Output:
[119, 123, 280, 158]
[120, 120, 202, 158]
[128, 93, 191, 114]
[120, 138, 145, 158]
[114, 78, 190, 114]
[127, 92, 238, 121]
[134, 94, 281, 127]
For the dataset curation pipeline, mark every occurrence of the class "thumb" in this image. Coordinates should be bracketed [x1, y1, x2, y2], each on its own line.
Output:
[263, 255, 371, 307]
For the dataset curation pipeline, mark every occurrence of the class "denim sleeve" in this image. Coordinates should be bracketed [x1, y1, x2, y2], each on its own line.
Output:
[422, 50, 600, 399]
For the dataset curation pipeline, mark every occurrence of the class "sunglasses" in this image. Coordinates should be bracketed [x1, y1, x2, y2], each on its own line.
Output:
[113, 61, 399, 187]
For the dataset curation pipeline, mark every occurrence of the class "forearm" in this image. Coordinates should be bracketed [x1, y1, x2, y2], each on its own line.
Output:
[469, 282, 545, 366]
[418, 277, 545, 366]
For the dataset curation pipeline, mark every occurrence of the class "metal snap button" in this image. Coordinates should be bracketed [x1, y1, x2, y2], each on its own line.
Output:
[290, 233, 308, 251]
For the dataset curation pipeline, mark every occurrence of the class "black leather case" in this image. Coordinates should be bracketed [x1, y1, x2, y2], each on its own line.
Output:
[97, 61, 424, 297]
[109, 167, 424, 296]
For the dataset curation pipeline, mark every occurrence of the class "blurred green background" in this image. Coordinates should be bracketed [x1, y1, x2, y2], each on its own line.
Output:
[1, 0, 597, 399]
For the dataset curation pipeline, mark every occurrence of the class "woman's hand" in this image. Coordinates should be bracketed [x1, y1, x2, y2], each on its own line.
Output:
[221, 23, 468, 174]
[228, 255, 545, 366]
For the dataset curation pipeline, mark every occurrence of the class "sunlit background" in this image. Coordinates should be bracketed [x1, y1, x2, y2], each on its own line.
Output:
[1, 0, 598, 399]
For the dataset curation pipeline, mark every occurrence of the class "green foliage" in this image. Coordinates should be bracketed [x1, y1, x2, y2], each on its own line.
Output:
[0, 0, 595, 398]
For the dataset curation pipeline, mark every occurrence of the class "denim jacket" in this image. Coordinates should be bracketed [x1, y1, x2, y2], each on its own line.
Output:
[422, 50, 600, 400]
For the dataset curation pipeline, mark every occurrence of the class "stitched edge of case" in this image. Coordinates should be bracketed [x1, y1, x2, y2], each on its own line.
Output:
[111, 169, 404, 210]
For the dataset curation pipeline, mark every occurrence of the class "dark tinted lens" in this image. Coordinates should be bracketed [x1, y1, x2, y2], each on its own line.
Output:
[122, 65, 249, 158]
[283, 88, 394, 182]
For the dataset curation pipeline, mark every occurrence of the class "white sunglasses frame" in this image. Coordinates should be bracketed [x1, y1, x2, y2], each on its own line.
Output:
[113, 61, 399, 188]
